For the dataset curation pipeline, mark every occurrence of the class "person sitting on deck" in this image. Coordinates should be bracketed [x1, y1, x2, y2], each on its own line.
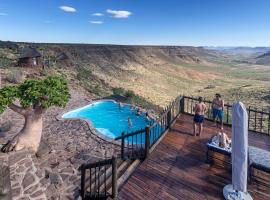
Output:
[193, 96, 207, 136]
[212, 93, 224, 130]
[212, 132, 231, 149]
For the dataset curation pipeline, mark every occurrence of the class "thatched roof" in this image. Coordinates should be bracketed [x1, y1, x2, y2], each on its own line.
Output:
[19, 47, 42, 59]
[57, 52, 69, 60]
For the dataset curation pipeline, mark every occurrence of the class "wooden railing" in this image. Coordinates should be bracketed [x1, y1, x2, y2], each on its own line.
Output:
[149, 95, 183, 148]
[183, 96, 270, 135]
[115, 96, 184, 159]
[80, 156, 118, 200]
[114, 129, 148, 160]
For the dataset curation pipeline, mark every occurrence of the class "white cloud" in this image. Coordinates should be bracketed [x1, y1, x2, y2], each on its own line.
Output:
[89, 21, 104, 24]
[106, 9, 132, 18]
[92, 13, 104, 17]
[59, 6, 77, 13]
[0, 12, 8, 16]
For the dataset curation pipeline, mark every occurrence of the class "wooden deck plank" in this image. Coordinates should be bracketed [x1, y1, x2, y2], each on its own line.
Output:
[117, 114, 270, 200]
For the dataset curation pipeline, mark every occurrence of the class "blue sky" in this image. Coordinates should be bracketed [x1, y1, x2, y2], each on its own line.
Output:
[0, 0, 270, 46]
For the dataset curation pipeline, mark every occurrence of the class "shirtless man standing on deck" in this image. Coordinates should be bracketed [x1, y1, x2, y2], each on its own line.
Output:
[193, 97, 207, 136]
[212, 93, 224, 130]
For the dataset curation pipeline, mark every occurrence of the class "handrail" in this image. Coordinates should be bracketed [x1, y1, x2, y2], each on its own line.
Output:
[114, 129, 146, 141]
[80, 156, 118, 200]
[183, 96, 270, 135]
[150, 96, 184, 129]
[80, 158, 113, 169]
[112, 95, 184, 160]
[183, 96, 270, 114]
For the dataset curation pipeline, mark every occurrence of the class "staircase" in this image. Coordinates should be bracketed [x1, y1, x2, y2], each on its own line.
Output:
[80, 157, 141, 200]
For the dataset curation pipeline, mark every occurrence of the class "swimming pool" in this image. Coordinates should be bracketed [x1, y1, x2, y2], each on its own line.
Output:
[62, 100, 154, 140]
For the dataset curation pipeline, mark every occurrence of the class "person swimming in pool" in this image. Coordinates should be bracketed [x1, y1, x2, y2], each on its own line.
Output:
[193, 97, 207, 136]
[145, 112, 150, 121]
[212, 93, 224, 130]
[136, 107, 142, 116]
[118, 102, 123, 109]
[128, 117, 132, 128]
[130, 103, 135, 111]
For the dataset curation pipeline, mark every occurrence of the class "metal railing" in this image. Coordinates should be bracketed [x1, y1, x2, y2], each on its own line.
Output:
[115, 96, 184, 159]
[80, 156, 118, 200]
[114, 129, 148, 160]
[183, 96, 270, 135]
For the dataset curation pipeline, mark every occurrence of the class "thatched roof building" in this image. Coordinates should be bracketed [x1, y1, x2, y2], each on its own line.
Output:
[18, 47, 43, 67]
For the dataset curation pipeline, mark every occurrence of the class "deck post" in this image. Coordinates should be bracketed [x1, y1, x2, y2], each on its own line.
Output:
[145, 126, 150, 159]
[121, 132, 125, 160]
[111, 156, 118, 198]
[80, 165, 86, 200]
[167, 108, 172, 128]
[180, 96, 185, 114]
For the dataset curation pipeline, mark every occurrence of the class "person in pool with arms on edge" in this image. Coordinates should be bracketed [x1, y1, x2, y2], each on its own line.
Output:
[193, 97, 207, 136]
[212, 93, 224, 129]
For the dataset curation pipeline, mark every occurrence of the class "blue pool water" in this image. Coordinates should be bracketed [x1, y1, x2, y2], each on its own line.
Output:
[62, 100, 154, 140]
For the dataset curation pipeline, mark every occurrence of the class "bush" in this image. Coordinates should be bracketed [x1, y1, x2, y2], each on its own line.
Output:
[125, 90, 135, 98]
[40, 68, 48, 76]
[0, 57, 14, 68]
[6, 70, 24, 83]
[112, 87, 125, 96]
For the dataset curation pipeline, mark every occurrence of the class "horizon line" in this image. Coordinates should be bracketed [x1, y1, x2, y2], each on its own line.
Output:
[1, 40, 270, 48]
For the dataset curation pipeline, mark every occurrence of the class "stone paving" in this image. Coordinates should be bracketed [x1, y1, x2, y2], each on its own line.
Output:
[0, 88, 121, 200]
[9, 150, 47, 200]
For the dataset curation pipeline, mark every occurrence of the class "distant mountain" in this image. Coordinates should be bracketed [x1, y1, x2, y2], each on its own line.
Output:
[255, 51, 270, 65]
[204, 46, 270, 56]
[0, 41, 227, 68]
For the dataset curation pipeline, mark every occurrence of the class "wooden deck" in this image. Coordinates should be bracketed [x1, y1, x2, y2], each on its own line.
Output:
[117, 114, 270, 200]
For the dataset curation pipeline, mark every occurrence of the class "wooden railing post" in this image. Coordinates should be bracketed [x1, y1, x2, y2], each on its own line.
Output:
[121, 132, 125, 160]
[145, 127, 150, 159]
[180, 96, 185, 114]
[111, 156, 118, 198]
[80, 165, 86, 200]
[167, 108, 172, 128]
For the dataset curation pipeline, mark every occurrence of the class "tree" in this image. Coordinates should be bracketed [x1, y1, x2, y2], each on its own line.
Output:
[0, 75, 70, 153]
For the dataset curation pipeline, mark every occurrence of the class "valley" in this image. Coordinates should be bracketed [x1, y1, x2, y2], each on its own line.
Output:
[0, 41, 269, 109]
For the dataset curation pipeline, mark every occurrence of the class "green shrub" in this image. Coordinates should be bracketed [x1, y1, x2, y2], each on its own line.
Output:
[125, 90, 135, 98]
[112, 87, 125, 96]
[40, 68, 48, 76]
[0, 57, 14, 68]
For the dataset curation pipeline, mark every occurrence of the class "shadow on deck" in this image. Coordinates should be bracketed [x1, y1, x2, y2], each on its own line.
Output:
[117, 114, 270, 200]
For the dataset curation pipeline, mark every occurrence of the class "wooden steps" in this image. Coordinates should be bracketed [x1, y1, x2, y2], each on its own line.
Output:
[83, 158, 141, 200]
